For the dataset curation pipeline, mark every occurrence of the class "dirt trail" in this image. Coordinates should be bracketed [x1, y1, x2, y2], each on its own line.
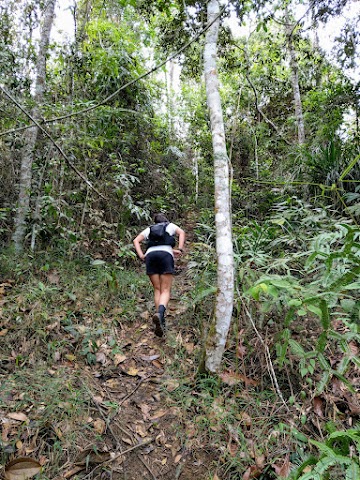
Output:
[80, 217, 215, 479]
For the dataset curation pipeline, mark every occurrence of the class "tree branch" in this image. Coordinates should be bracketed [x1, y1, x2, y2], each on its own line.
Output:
[0, 85, 106, 199]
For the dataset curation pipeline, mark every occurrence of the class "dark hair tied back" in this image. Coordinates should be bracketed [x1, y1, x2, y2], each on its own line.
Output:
[154, 213, 169, 223]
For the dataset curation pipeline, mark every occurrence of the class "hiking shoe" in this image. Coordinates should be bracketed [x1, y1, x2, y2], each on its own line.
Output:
[161, 317, 166, 334]
[152, 313, 164, 337]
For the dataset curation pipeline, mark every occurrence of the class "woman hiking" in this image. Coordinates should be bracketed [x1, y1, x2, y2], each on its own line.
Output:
[133, 213, 185, 337]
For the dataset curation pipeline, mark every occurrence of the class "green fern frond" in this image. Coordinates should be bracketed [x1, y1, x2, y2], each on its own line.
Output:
[346, 461, 360, 480]
[289, 339, 306, 357]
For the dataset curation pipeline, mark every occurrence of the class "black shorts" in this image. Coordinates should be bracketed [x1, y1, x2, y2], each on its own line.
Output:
[145, 251, 174, 275]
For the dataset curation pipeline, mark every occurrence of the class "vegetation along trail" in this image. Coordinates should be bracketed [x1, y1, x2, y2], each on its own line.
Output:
[1, 0, 360, 479]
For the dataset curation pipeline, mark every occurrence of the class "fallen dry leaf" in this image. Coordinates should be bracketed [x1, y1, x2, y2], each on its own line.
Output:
[7, 412, 28, 423]
[255, 454, 266, 469]
[95, 352, 107, 365]
[165, 379, 180, 392]
[5, 457, 41, 480]
[174, 454, 182, 463]
[242, 465, 261, 480]
[63, 465, 85, 478]
[236, 411, 252, 426]
[122, 436, 133, 445]
[135, 423, 148, 438]
[227, 439, 238, 456]
[138, 403, 152, 420]
[114, 354, 126, 366]
[272, 454, 291, 478]
[92, 395, 103, 404]
[220, 371, 258, 387]
[332, 377, 347, 395]
[47, 271, 60, 284]
[126, 367, 139, 376]
[348, 341, 359, 357]
[313, 396, 325, 418]
[75, 449, 111, 465]
[93, 418, 106, 435]
[152, 359, 164, 369]
[105, 379, 120, 390]
[0, 329, 8, 336]
[2, 422, 11, 441]
[150, 408, 167, 420]
[184, 342, 194, 354]
[236, 332, 247, 358]
[155, 431, 166, 446]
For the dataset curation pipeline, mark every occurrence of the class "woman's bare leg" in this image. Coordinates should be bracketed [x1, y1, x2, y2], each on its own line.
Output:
[159, 273, 173, 308]
[149, 274, 161, 310]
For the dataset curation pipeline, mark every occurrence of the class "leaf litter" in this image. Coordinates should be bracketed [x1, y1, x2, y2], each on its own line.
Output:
[1, 235, 360, 479]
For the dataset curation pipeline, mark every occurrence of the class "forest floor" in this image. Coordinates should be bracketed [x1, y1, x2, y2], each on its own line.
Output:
[0, 219, 229, 480]
[1, 218, 360, 480]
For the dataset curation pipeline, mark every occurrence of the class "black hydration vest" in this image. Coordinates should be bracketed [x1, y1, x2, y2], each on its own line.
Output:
[147, 222, 176, 249]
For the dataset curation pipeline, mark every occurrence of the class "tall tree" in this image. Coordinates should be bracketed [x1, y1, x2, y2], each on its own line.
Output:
[12, 0, 56, 252]
[202, 0, 234, 373]
[285, 6, 306, 145]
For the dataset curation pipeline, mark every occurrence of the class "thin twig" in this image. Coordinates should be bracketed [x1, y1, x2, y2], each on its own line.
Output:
[81, 381, 122, 450]
[118, 375, 153, 406]
[81, 438, 154, 480]
[241, 297, 289, 411]
[233, 44, 291, 146]
[137, 454, 158, 480]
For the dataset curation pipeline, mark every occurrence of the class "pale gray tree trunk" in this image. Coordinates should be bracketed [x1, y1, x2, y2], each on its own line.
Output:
[202, 0, 234, 373]
[12, 0, 56, 251]
[285, 7, 306, 145]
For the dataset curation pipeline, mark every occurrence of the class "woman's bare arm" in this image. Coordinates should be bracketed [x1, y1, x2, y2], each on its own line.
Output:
[133, 233, 146, 260]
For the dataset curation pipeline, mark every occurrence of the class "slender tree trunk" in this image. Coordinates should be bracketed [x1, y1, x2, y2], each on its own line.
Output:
[285, 7, 305, 145]
[12, 0, 56, 252]
[202, 0, 234, 373]
[167, 60, 175, 141]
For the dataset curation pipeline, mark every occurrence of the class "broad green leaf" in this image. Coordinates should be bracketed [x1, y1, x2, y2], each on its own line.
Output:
[91, 259, 106, 266]
[342, 282, 360, 290]
[258, 283, 269, 293]
[340, 299, 356, 313]
[288, 299, 302, 307]
[269, 279, 294, 289]
[307, 305, 322, 317]
[267, 285, 279, 297]
[291, 428, 308, 443]
[270, 218, 285, 225]
[192, 286, 217, 305]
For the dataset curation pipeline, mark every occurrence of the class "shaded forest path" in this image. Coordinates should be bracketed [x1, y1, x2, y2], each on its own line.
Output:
[66, 214, 217, 479]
